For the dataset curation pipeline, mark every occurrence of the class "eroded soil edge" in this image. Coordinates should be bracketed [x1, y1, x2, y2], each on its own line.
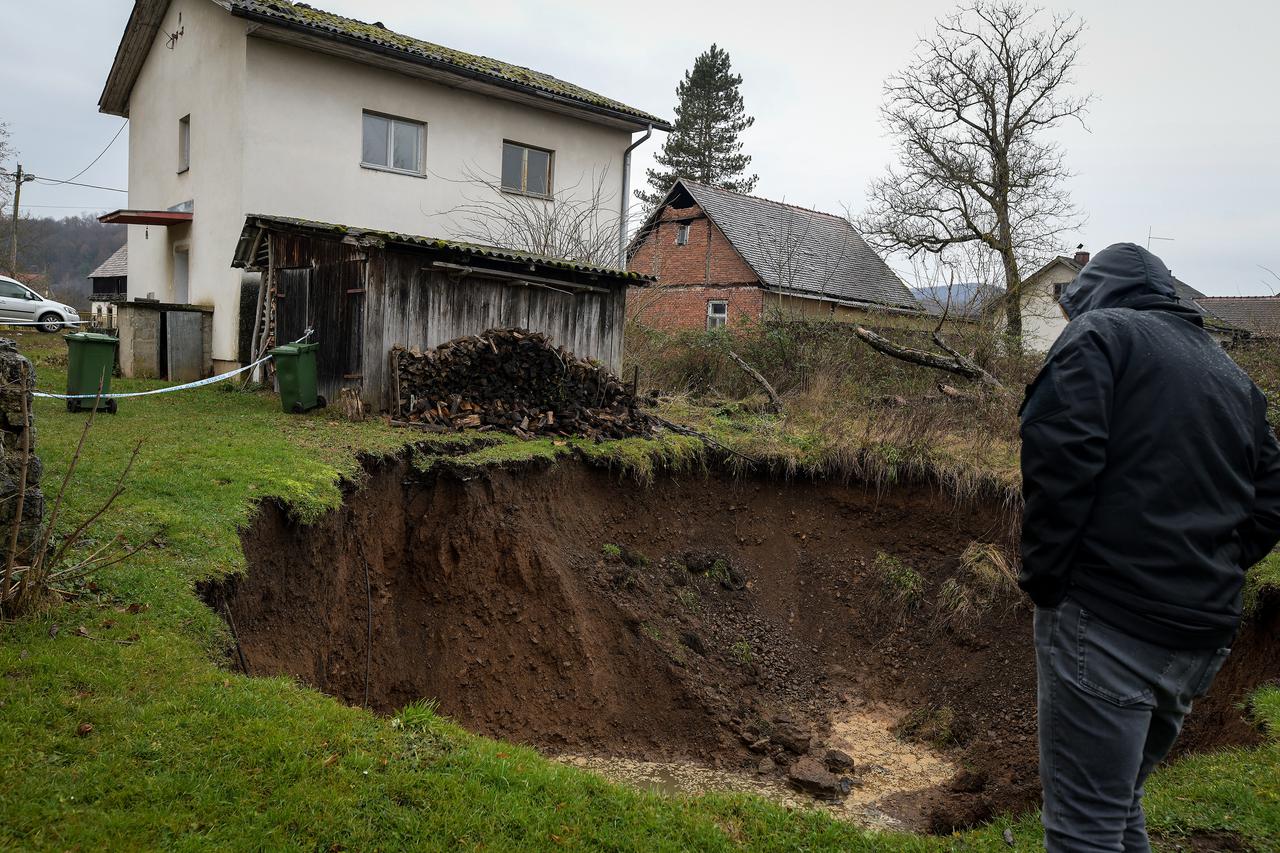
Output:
[202, 456, 1278, 832]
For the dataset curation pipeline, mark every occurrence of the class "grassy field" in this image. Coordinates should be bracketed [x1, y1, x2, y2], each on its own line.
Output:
[1, 329, 1277, 851]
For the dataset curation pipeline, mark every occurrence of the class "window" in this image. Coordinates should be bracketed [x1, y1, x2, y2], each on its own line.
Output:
[362, 111, 425, 175]
[0, 280, 31, 299]
[501, 141, 553, 196]
[178, 115, 190, 173]
[1053, 282, 1065, 301]
[707, 300, 728, 330]
[676, 223, 691, 246]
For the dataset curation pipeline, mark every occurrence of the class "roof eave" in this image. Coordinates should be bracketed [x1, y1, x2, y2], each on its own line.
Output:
[98, 0, 174, 117]
[230, 9, 672, 133]
[235, 214, 654, 285]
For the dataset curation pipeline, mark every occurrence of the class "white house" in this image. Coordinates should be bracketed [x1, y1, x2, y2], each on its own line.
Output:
[98, 0, 669, 374]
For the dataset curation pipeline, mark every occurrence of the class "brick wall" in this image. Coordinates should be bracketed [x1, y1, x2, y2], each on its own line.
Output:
[628, 202, 762, 330]
[629, 284, 765, 332]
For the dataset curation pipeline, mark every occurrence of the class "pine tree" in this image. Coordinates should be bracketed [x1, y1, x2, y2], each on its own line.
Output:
[637, 45, 757, 207]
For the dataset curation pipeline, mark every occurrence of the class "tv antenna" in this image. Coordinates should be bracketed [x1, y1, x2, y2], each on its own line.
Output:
[1147, 226, 1175, 250]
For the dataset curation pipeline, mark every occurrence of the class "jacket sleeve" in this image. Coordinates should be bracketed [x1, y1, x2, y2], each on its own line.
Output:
[1239, 389, 1280, 568]
[1018, 322, 1116, 607]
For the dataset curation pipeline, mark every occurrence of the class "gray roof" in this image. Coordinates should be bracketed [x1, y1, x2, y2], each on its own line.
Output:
[643, 180, 918, 311]
[1195, 296, 1280, 337]
[88, 245, 127, 279]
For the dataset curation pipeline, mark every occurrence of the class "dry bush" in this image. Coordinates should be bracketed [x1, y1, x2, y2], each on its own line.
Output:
[1, 390, 149, 619]
[961, 541, 1019, 598]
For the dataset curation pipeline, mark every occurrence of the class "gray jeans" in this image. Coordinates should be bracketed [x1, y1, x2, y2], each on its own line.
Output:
[1034, 598, 1230, 852]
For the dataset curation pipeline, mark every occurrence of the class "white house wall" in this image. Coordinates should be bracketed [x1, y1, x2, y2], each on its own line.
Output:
[240, 37, 631, 246]
[125, 0, 247, 369]
[1020, 267, 1076, 351]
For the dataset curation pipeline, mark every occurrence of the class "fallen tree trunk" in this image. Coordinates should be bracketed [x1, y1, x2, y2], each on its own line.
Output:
[852, 326, 1003, 388]
[726, 350, 785, 415]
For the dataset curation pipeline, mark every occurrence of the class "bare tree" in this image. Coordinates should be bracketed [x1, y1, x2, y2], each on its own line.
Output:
[438, 166, 624, 268]
[858, 1, 1090, 343]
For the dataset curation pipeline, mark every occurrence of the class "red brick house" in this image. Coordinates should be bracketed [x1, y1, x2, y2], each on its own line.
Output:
[627, 179, 919, 331]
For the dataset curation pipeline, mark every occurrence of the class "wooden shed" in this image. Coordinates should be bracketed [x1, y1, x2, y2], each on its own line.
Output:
[232, 215, 648, 409]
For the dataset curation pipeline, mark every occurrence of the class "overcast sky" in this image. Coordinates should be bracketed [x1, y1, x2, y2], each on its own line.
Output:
[3, 0, 1277, 294]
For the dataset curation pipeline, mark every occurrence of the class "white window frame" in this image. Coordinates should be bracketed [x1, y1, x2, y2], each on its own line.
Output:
[676, 223, 691, 246]
[178, 115, 190, 174]
[501, 140, 555, 197]
[707, 299, 728, 330]
[361, 110, 426, 177]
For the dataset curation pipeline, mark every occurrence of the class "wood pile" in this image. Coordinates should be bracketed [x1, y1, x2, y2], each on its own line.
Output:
[392, 329, 654, 439]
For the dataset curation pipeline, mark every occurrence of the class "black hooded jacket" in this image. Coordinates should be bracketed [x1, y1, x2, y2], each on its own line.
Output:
[1019, 243, 1280, 649]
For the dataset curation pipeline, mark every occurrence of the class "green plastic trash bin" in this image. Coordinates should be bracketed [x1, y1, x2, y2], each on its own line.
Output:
[65, 332, 119, 414]
[270, 342, 326, 414]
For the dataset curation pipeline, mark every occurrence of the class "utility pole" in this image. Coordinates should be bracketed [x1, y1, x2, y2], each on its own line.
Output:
[8, 164, 36, 276]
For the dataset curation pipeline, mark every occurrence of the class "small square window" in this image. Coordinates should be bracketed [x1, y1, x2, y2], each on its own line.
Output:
[502, 141, 554, 196]
[676, 224, 691, 246]
[707, 300, 728, 330]
[178, 115, 190, 173]
[362, 111, 425, 175]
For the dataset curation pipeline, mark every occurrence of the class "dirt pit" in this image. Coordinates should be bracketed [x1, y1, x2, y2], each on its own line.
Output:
[202, 454, 1279, 833]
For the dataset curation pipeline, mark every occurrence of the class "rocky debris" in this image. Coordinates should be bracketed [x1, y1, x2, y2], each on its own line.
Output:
[679, 632, 706, 657]
[392, 329, 655, 439]
[786, 756, 851, 801]
[823, 748, 856, 775]
[756, 757, 776, 775]
[770, 715, 813, 755]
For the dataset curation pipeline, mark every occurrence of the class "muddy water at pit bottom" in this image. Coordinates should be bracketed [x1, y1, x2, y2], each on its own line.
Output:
[554, 704, 955, 830]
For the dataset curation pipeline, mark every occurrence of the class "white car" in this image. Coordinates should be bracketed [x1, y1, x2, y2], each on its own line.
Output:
[0, 274, 81, 332]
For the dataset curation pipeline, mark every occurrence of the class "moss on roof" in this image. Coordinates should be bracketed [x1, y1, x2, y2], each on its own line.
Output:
[238, 214, 652, 283]
[230, 1, 669, 129]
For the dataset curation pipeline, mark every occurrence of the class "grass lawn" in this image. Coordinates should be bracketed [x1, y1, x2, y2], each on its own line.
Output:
[1, 329, 1277, 851]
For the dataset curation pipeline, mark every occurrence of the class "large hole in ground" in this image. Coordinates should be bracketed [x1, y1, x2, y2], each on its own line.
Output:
[202, 455, 1280, 833]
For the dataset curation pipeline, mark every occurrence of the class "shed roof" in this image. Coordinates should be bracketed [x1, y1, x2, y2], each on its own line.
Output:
[234, 214, 652, 285]
[1195, 296, 1280, 338]
[101, 0, 669, 131]
[636, 180, 918, 311]
[88, 245, 128, 280]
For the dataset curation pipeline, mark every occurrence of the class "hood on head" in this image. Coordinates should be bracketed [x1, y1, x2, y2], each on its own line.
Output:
[1059, 243, 1177, 320]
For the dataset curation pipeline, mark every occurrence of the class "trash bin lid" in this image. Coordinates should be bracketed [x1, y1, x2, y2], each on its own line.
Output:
[66, 332, 120, 344]
[270, 342, 319, 356]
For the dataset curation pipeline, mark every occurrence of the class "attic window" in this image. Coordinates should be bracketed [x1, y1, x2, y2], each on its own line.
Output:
[502, 141, 553, 197]
[1053, 282, 1065, 301]
[362, 111, 425, 176]
[178, 115, 190, 174]
[676, 224, 691, 246]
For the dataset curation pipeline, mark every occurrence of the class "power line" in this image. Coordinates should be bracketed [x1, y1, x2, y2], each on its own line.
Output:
[2, 171, 127, 194]
[40, 121, 128, 186]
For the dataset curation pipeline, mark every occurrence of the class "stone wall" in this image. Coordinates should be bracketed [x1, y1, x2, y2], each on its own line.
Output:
[0, 339, 44, 566]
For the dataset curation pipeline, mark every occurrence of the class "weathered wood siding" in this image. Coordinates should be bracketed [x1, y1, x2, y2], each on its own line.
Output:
[268, 232, 627, 409]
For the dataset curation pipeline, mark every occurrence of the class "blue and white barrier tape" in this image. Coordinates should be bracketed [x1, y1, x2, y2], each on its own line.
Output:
[31, 329, 313, 401]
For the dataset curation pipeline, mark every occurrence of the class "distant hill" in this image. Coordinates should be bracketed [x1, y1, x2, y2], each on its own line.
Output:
[0, 213, 125, 309]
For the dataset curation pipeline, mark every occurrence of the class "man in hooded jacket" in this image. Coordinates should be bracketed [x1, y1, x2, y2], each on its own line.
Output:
[1019, 242, 1280, 851]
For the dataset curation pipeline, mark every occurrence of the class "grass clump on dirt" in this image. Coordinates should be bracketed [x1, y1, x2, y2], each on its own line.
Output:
[874, 551, 925, 612]
[2, 329, 1279, 851]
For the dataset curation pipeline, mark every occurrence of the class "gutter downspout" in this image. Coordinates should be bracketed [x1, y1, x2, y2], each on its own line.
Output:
[619, 124, 653, 267]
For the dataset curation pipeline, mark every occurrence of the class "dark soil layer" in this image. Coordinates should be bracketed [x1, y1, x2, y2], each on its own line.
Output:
[203, 456, 1278, 832]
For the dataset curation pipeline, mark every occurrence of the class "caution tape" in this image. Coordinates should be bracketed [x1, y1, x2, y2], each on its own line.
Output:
[1, 318, 91, 327]
[32, 330, 313, 401]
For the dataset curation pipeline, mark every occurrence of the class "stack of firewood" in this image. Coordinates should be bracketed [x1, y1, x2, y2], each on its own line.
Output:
[392, 329, 655, 439]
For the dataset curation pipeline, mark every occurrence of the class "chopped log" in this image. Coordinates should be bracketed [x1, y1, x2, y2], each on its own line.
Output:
[391, 328, 656, 439]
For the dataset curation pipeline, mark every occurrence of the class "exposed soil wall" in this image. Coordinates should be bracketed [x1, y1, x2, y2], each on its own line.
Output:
[204, 455, 1278, 832]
